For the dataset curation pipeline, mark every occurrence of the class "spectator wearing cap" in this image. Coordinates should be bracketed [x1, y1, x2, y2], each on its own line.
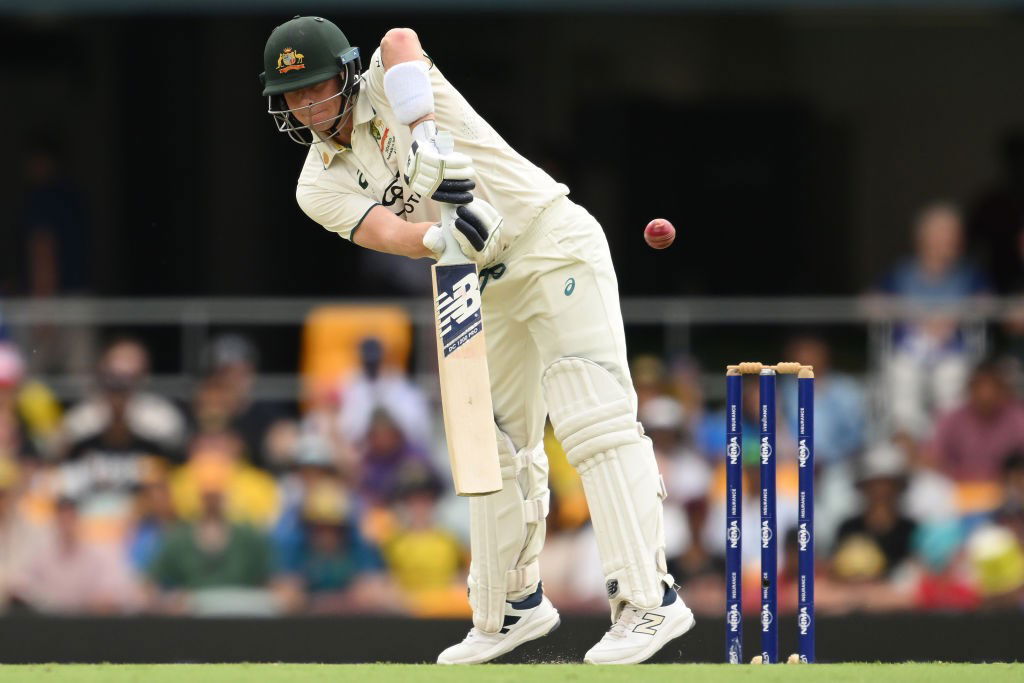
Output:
[833, 444, 918, 582]
[147, 467, 275, 615]
[273, 477, 390, 614]
[198, 335, 295, 471]
[382, 463, 468, 617]
[275, 431, 345, 516]
[62, 338, 187, 460]
[272, 431, 355, 587]
[9, 496, 143, 614]
[337, 337, 432, 451]
[927, 359, 1024, 483]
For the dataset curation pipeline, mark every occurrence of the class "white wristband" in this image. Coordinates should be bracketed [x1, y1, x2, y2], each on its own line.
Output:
[383, 60, 434, 125]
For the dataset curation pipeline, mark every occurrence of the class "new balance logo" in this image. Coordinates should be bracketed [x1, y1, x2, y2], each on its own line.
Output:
[633, 612, 665, 636]
[499, 614, 521, 634]
[435, 266, 482, 357]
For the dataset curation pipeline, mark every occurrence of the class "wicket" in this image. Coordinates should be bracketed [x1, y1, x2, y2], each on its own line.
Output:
[725, 362, 815, 664]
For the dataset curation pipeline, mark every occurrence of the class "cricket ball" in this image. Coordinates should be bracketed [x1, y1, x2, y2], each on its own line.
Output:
[644, 218, 676, 249]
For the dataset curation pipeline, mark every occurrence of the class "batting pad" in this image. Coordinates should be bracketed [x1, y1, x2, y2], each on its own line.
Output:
[544, 357, 671, 620]
[468, 427, 550, 634]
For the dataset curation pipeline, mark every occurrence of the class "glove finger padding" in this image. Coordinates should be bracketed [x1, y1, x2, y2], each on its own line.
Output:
[455, 207, 489, 251]
[452, 198, 504, 266]
[404, 142, 475, 199]
[433, 179, 476, 205]
[436, 152, 475, 181]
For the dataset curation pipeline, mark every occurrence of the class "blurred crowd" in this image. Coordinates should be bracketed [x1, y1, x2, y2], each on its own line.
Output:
[0, 333, 467, 617]
[1, 149, 1024, 618]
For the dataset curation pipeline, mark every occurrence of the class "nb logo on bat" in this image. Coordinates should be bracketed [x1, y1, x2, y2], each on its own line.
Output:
[436, 266, 483, 357]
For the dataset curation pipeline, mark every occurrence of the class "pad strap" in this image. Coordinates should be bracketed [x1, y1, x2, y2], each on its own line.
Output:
[505, 560, 541, 593]
[523, 492, 550, 525]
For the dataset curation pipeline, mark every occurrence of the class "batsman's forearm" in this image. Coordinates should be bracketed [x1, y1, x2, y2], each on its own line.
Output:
[352, 207, 434, 259]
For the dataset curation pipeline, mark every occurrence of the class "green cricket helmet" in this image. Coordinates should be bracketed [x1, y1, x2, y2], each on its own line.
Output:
[259, 16, 362, 146]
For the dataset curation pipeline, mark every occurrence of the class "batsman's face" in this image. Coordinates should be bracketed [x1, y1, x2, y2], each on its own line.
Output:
[283, 77, 343, 132]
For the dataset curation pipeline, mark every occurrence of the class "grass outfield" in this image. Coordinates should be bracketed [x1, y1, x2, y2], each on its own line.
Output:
[0, 664, 1020, 682]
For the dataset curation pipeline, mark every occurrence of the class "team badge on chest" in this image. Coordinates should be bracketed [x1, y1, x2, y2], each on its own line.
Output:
[370, 117, 398, 163]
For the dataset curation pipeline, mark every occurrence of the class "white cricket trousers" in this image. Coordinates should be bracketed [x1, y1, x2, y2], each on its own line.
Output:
[481, 196, 636, 451]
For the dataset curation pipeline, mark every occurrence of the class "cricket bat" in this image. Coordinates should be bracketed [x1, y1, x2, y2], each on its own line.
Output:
[431, 131, 503, 496]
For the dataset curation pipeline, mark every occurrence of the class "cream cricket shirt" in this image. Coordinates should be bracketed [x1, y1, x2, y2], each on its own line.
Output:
[295, 47, 569, 247]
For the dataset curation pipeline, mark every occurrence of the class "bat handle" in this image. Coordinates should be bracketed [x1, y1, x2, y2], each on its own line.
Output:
[436, 130, 454, 155]
[434, 131, 466, 266]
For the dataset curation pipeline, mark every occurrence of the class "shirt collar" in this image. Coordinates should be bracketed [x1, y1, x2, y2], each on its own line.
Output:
[313, 91, 377, 169]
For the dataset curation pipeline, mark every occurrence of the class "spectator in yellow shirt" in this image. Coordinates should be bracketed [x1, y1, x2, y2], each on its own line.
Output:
[382, 463, 468, 617]
[170, 433, 279, 528]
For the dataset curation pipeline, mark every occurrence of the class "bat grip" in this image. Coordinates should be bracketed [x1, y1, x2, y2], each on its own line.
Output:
[434, 131, 466, 266]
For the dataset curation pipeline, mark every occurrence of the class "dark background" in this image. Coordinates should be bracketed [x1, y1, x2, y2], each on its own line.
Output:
[4, 8, 1024, 297]
[0, 613, 1019, 663]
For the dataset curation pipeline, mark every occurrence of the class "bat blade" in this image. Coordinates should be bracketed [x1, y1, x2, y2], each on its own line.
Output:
[432, 261, 502, 496]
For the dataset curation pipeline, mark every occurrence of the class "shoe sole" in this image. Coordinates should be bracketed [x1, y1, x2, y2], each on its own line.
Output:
[584, 609, 696, 665]
[438, 608, 561, 665]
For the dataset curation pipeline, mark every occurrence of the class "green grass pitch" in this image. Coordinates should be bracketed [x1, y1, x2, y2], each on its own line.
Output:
[0, 664, 1020, 682]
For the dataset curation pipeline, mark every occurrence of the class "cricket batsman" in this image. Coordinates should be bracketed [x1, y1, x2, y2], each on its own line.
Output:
[260, 16, 694, 664]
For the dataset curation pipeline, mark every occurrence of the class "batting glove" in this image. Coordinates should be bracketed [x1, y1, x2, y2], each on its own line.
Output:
[404, 138, 476, 204]
[421, 197, 505, 267]
[453, 197, 504, 266]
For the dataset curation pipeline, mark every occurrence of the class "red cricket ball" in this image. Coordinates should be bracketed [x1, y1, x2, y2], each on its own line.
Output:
[644, 218, 676, 249]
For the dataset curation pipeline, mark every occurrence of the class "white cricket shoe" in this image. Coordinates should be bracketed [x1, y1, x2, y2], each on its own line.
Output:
[583, 588, 695, 665]
[437, 587, 561, 665]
